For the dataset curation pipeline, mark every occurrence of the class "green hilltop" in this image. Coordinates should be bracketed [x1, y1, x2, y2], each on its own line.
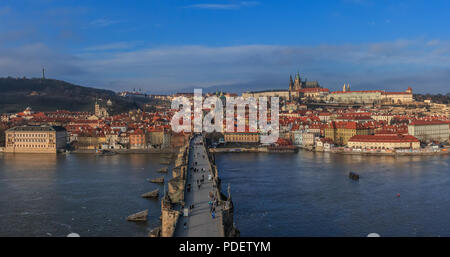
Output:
[0, 77, 151, 114]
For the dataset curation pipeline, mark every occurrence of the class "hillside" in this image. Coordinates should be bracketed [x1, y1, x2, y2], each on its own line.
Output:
[0, 77, 147, 114]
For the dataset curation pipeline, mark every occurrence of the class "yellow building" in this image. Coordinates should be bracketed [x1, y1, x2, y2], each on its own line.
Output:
[348, 135, 420, 149]
[148, 130, 164, 146]
[224, 132, 259, 143]
[76, 135, 99, 150]
[324, 121, 372, 145]
[5, 125, 67, 153]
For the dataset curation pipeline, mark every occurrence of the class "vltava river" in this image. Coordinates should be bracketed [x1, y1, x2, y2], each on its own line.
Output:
[0, 153, 170, 237]
[0, 151, 449, 236]
[216, 151, 450, 236]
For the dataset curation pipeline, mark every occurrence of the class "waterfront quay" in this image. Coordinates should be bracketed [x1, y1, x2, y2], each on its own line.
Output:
[174, 135, 224, 237]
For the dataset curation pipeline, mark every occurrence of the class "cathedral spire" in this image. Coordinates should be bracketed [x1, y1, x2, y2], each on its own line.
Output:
[294, 72, 301, 90]
[289, 75, 294, 90]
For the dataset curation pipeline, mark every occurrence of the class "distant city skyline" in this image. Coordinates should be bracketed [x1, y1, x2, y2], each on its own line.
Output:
[1, 0, 450, 94]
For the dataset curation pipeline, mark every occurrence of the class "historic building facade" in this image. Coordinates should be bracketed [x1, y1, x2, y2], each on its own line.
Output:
[5, 125, 67, 153]
[242, 73, 413, 104]
[407, 120, 450, 142]
[129, 129, 146, 149]
[94, 101, 109, 118]
[327, 85, 413, 104]
[324, 121, 372, 145]
[347, 134, 420, 149]
[242, 90, 290, 99]
[288, 72, 321, 100]
[224, 132, 259, 143]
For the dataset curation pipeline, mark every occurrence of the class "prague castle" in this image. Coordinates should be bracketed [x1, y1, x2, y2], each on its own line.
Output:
[326, 84, 413, 104]
[242, 72, 321, 100]
[289, 72, 321, 91]
[242, 73, 414, 105]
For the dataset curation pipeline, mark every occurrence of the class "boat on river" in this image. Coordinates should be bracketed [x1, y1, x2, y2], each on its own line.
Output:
[349, 172, 360, 181]
[96, 150, 116, 156]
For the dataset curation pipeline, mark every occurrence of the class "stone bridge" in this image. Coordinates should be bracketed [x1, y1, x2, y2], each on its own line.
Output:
[158, 134, 239, 237]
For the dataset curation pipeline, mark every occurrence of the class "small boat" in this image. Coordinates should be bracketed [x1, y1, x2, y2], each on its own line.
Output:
[349, 172, 360, 181]
[96, 150, 116, 156]
[127, 209, 148, 222]
[157, 167, 169, 173]
[141, 189, 159, 199]
[148, 177, 164, 184]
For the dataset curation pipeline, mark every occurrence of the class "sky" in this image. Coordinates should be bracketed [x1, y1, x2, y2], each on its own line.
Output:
[0, 0, 449, 94]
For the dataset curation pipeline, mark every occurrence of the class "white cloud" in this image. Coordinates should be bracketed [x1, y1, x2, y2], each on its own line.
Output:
[81, 41, 141, 52]
[1, 39, 449, 93]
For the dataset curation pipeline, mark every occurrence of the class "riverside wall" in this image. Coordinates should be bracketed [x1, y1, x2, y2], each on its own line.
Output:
[159, 143, 189, 237]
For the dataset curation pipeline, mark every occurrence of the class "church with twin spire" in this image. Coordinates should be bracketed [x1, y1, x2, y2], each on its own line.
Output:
[288, 72, 321, 92]
[288, 72, 322, 101]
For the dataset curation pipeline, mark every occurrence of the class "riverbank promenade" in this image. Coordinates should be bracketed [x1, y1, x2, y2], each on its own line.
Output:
[174, 135, 224, 237]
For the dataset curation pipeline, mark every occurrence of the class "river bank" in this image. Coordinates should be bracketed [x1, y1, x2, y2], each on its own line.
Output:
[210, 145, 449, 156]
[210, 146, 297, 153]
[69, 148, 177, 154]
[313, 146, 449, 156]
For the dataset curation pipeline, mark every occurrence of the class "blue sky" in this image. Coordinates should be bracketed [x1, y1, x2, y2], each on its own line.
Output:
[0, 0, 449, 93]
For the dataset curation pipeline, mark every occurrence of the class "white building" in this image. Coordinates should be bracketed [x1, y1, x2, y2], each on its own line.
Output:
[408, 120, 449, 142]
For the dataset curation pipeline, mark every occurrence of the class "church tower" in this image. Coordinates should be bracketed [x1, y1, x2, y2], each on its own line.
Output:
[342, 83, 351, 92]
[289, 75, 294, 91]
[289, 75, 294, 101]
[294, 72, 301, 90]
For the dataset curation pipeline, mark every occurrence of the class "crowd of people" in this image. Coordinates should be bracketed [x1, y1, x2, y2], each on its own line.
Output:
[183, 138, 220, 231]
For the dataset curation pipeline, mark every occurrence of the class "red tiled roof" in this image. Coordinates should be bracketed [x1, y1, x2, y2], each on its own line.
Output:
[349, 135, 419, 143]
[382, 92, 411, 95]
[409, 120, 449, 126]
[327, 121, 367, 130]
[297, 88, 329, 93]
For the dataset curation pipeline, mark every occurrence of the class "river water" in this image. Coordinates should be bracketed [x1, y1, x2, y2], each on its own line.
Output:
[0, 151, 449, 236]
[216, 151, 450, 237]
[0, 153, 170, 237]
